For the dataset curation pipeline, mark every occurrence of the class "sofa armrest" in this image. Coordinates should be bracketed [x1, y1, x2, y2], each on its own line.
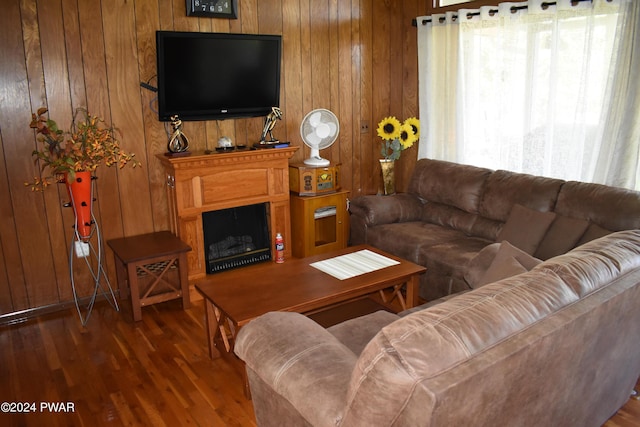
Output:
[349, 193, 423, 226]
[234, 312, 356, 426]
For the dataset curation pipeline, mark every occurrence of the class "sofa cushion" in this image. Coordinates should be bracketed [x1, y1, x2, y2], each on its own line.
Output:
[555, 180, 640, 231]
[479, 169, 564, 222]
[497, 204, 556, 254]
[480, 256, 527, 284]
[421, 202, 480, 235]
[465, 241, 541, 288]
[419, 236, 494, 282]
[469, 215, 503, 241]
[367, 222, 467, 265]
[534, 215, 590, 260]
[464, 243, 500, 287]
[408, 158, 492, 213]
[576, 222, 612, 246]
[478, 245, 541, 286]
[348, 193, 423, 226]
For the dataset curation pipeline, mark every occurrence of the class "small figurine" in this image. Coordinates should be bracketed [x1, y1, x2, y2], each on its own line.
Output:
[259, 107, 283, 144]
[167, 115, 190, 153]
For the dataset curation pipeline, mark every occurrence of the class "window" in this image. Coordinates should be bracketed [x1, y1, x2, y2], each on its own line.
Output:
[417, 0, 640, 189]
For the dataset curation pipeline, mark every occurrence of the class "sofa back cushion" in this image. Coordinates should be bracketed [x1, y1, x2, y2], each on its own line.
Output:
[536, 230, 640, 297]
[380, 270, 576, 376]
[420, 202, 480, 235]
[408, 159, 492, 214]
[555, 181, 640, 231]
[479, 169, 564, 222]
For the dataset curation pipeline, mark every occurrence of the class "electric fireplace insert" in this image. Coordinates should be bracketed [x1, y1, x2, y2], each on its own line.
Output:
[202, 203, 271, 274]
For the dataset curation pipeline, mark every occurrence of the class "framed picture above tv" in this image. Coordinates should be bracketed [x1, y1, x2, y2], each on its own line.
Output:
[156, 31, 282, 122]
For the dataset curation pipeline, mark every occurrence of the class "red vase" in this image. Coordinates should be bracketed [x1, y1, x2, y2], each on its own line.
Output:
[64, 171, 93, 241]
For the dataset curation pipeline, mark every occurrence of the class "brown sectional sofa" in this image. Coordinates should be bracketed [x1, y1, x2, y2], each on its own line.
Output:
[233, 159, 640, 426]
[349, 158, 640, 301]
[234, 230, 640, 426]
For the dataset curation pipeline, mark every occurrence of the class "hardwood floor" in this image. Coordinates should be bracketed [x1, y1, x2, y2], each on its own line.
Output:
[0, 299, 255, 427]
[1, 299, 639, 426]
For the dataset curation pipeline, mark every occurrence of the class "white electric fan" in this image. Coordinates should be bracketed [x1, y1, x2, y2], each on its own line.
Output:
[300, 109, 340, 166]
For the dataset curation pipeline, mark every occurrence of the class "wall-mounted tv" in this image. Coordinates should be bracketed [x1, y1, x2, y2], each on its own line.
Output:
[156, 31, 282, 122]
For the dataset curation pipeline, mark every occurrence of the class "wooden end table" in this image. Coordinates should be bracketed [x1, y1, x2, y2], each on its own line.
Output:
[108, 231, 191, 321]
[194, 244, 426, 397]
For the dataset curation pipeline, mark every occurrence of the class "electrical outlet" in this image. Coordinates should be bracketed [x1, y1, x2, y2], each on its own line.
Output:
[360, 121, 370, 133]
[74, 241, 90, 258]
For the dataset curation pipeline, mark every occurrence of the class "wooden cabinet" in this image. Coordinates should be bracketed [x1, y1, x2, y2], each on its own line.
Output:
[290, 191, 350, 258]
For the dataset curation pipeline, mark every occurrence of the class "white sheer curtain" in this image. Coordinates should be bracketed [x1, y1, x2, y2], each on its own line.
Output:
[417, 0, 640, 189]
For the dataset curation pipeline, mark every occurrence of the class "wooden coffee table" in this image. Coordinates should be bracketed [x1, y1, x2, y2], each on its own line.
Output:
[194, 244, 426, 396]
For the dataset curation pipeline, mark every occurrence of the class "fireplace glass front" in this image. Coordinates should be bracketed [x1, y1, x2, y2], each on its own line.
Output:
[202, 203, 271, 274]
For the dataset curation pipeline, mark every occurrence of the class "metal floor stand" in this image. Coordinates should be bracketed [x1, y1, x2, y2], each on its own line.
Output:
[66, 178, 119, 326]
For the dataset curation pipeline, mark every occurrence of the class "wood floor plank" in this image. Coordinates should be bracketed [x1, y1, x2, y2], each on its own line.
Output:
[1, 298, 638, 426]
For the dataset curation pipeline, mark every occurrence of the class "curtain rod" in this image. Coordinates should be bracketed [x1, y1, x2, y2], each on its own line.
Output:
[411, 0, 599, 27]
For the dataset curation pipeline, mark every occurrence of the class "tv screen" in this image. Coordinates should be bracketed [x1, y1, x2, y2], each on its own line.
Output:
[156, 31, 282, 121]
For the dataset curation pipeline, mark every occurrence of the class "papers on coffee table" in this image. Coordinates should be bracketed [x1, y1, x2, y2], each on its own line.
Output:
[310, 249, 400, 280]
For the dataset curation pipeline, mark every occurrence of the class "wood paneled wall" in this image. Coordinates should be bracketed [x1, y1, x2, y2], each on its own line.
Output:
[0, 0, 425, 317]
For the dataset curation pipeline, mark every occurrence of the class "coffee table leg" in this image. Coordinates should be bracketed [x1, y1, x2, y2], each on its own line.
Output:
[204, 299, 221, 359]
[406, 274, 419, 308]
[215, 306, 232, 353]
[202, 299, 251, 398]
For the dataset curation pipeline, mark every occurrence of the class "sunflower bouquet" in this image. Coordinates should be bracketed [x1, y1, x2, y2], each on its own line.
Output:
[376, 116, 420, 161]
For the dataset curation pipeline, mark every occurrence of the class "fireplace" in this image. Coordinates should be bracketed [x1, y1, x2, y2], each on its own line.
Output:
[203, 203, 271, 273]
[157, 147, 297, 283]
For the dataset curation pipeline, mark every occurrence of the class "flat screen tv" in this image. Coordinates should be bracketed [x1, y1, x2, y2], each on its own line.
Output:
[156, 31, 282, 121]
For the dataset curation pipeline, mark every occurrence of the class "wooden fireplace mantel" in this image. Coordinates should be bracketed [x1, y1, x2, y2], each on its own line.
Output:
[157, 147, 298, 281]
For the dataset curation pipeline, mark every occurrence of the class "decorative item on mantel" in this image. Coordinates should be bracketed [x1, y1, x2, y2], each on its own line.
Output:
[27, 107, 141, 325]
[165, 115, 191, 156]
[376, 116, 420, 195]
[254, 107, 290, 149]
